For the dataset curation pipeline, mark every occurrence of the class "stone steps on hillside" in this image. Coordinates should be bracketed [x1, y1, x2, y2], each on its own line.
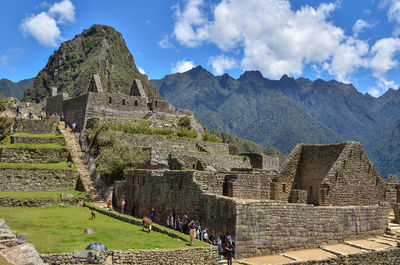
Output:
[58, 122, 104, 202]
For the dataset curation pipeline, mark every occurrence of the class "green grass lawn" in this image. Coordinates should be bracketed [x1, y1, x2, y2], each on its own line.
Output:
[0, 161, 76, 170]
[0, 206, 203, 253]
[0, 143, 67, 149]
[11, 132, 64, 138]
[0, 189, 86, 200]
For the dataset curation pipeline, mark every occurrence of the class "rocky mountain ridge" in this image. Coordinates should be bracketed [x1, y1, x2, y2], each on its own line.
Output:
[22, 24, 160, 103]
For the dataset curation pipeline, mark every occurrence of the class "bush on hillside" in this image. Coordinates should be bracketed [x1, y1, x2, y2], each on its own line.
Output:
[176, 127, 198, 139]
[202, 131, 222, 143]
[97, 141, 147, 182]
[178, 117, 191, 129]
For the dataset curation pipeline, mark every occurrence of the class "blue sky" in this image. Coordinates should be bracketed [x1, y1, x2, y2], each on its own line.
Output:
[1, 0, 400, 97]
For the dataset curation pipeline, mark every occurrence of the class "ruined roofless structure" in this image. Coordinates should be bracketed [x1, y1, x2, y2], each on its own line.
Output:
[45, 75, 194, 132]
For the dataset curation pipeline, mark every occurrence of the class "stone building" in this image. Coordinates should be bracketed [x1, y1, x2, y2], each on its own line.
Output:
[45, 76, 203, 134]
[271, 142, 387, 206]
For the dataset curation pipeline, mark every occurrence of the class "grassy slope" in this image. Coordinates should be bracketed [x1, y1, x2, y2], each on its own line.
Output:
[0, 161, 76, 170]
[0, 206, 205, 253]
[11, 132, 63, 138]
[0, 189, 85, 200]
[0, 143, 67, 149]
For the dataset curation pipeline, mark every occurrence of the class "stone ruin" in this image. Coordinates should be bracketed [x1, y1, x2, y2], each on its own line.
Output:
[44, 75, 396, 258]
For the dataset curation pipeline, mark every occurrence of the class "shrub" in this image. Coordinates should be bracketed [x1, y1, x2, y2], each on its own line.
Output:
[97, 141, 147, 182]
[202, 132, 222, 143]
[176, 127, 198, 139]
[178, 117, 192, 129]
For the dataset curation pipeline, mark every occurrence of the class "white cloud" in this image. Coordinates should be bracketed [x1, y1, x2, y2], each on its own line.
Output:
[48, 0, 75, 24]
[208, 55, 237, 75]
[352, 19, 375, 35]
[380, 0, 400, 36]
[21, 12, 60, 47]
[172, 60, 195, 73]
[170, 0, 400, 96]
[159, 34, 174, 49]
[20, 0, 75, 47]
[368, 88, 381, 97]
[172, 0, 362, 80]
[138, 67, 146, 75]
[0, 48, 24, 66]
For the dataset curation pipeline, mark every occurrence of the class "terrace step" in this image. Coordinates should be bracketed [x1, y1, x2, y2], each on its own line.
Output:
[58, 122, 104, 203]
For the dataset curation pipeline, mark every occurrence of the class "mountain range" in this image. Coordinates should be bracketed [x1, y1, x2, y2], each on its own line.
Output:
[0, 78, 34, 99]
[151, 66, 400, 177]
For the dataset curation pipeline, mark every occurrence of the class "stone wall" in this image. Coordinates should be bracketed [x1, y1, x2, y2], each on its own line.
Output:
[320, 142, 387, 206]
[45, 94, 68, 115]
[0, 147, 69, 163]
[293, 144, 345, 205]
[394, 203, 400, 224]
[272, 144, 303, 201]
[13, 117, 59, 134]
[41, 247, 218, 265]
[273, 142, 387, 206]
[62, 93, 89, 132]
[115, 133, 231, 155]
[10, 136, 64, 145]
[0, 168, 78, 191]
[235, 200, 389, 257]
[290, 248, 400, 265]
[0, 197, 84, 207]
[115, 170, 238, 238]
[169, 150, 251, 171]
[241, 153, 280, 170]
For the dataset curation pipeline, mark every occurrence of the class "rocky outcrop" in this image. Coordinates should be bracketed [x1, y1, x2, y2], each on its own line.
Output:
[22, 24, 160, 103]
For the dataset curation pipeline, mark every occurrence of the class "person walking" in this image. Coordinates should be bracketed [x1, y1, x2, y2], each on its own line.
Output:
[121, 198, 126, 214]
[150, 208, 156, 221]
[223, 238, 233, 265]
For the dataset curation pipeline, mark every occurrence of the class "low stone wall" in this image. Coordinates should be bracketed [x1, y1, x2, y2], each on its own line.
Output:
[0, 147, 69, 163]
[169, 150, 251, 171]
[287, 247, 400, 265]
[0, 198, 84, 207]
[41, 247, 218, 265]
[10, 136, 65, 145]
[0, 168, 78, 191]
[235, 200, 390, 257]
[84, 203, 189, 242]
[116, 133, 230, 155]
[13, 117, 59, 134]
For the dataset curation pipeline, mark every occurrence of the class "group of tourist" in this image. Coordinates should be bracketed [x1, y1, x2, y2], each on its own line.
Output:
[165, 211, 235, 264]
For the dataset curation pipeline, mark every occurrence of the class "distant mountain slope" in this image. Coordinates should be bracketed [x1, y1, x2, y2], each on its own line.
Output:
[368, 119, 400, 177]
[211, 129, 286, 163]
[151, 66, 400, 177]
[0, 78, 34, 99]
[22, 24, 160, 103]
[155, 66, 343, 155]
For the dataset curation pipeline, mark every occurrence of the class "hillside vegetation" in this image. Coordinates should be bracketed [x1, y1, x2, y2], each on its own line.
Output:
[22, 25, 160, 103]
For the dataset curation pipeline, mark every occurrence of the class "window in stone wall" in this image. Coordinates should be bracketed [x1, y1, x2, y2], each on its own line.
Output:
[109, 97, 112, 104]
[376, 177, 379, 186]
[368, 164, 371, 173]
[282, 184, 286, 193]
[122, 99, 126, 106]
[360, 152, 362, 160]
[142, 177, 145, 185]
[170, 181, 173, 190]
[134, 100, 138, 106]
[155, 101, 158, 107]
[335, 172, 339, 182]
[349, 150, 352, 159]
[343, 161, 346, 169]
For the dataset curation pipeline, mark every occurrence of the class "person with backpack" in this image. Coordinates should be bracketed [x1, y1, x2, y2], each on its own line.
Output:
[227, 235, 235, 259]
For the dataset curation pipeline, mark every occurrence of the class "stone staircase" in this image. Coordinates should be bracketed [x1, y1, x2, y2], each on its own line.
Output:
[58, 122, 104, 203]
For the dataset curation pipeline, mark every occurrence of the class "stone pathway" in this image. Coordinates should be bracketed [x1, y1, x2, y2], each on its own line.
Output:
[235, 236, 398, 265]
[58, 122, 104, 203]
